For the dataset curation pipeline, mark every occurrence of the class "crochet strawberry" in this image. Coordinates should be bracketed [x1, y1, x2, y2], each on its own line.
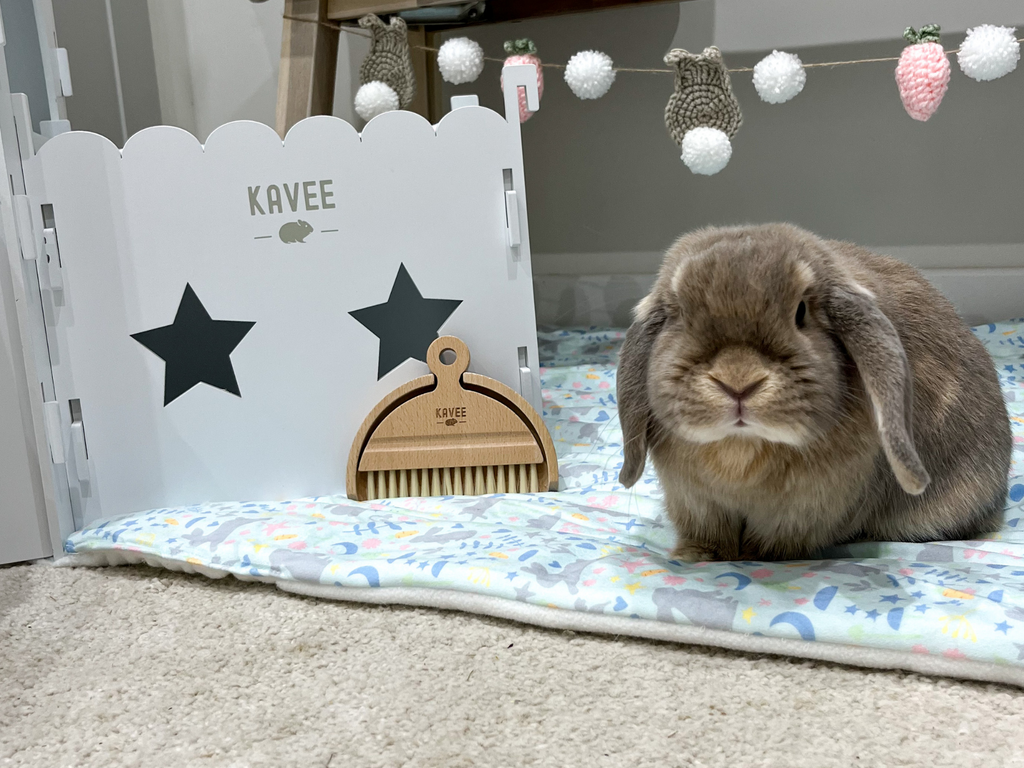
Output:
[500, 38, 544, 122]
[895, 24, 950, 121]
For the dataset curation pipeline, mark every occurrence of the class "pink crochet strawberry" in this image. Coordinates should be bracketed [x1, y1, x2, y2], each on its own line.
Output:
[895, 24, 951, 121]
[500, 38, 544, 122]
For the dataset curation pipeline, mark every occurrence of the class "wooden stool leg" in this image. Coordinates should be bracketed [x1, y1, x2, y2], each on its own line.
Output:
[276, 0, 340, 137]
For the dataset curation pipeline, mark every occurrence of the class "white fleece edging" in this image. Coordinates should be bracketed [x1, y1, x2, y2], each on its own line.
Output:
[58, 551, 1024, 688]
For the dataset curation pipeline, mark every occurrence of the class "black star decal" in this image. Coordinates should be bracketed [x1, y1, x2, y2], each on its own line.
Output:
[349, 263, 462, 379]
[131, 284, 255, 405]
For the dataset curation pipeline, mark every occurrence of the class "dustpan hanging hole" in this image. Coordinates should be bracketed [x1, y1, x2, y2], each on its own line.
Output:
[426, 336, 471, 379]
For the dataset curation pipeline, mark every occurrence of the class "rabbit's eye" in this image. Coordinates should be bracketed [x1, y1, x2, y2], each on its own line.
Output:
[795, 300, 807, 328]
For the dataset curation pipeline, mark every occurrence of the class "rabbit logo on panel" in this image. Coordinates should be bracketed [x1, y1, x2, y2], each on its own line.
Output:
[278, 220, 313, 243]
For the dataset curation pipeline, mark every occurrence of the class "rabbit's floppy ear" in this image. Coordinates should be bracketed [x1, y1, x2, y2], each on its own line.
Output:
[617, 302, 668, 488]
[824, 283, 930, 495]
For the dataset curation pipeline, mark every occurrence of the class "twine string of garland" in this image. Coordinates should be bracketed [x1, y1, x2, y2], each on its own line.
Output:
[281, 14, 1024, 75]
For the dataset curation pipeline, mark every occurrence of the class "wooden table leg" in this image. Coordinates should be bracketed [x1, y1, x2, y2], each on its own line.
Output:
[276, 0, 340, 137]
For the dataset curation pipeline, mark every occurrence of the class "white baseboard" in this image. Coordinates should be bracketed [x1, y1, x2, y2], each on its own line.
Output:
[533, 244, 1024, 277]
[534, 274, 655, 328]
[923, 269, 1024, 326]
[534, 268, 1024, 329]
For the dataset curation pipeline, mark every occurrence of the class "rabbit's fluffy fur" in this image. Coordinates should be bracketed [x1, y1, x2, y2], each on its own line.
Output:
[617, 223, 1011, 562]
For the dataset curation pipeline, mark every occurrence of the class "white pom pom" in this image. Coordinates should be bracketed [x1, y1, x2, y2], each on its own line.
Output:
[354, 81, 399, 121]
[752, 50, 806, 104]
[958, 25, 1020, 81]
[564, 50, 616, 99]
[681, 127, 732, 176]
[437, 37, 485, 85]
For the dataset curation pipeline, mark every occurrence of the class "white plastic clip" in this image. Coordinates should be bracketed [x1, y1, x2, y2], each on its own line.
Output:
[450, 94, 479, 110]
[70, 423, 89, 482]
[43, 227, 63, 291]
[55, 49, 73, 97]
[43, 401, 65, 465]
[505, 190, 521, 247]
[519, 366, 534, 404]
[40, 120, 71, 139]
[69, 399, 89, 482]
[501, 64, 540, 124]
[517, 345, 536, 409]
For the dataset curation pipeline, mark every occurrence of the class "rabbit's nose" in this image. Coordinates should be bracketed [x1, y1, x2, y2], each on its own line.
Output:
[710, 375, 767, 402]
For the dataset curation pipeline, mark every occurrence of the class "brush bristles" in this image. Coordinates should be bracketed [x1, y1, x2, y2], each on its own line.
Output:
[361, 464, 543, 500]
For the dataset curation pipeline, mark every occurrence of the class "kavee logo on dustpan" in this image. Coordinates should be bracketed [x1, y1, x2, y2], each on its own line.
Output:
[437, 406, 468, 427]
[248, 179, 339, 243]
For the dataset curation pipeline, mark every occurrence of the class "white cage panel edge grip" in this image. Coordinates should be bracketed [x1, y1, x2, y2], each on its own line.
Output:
[501, 64, 538, 256]
[19, 65, 543, 528]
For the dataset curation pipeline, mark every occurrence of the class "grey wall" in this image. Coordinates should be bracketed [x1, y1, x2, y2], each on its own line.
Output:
[51, 0, 161, 143]
[714, 0, 1024, 51]
[0, 0, 49, 131]
[32, 0, 1024, 327]
[45, 0, 1024, 257]
[144, 0, 367, 143]
[108, 0, 161, 137]
[439, 1, 1024, 267]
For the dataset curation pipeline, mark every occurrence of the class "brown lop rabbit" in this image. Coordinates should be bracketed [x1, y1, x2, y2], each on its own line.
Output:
[617, 223, 1011, 562]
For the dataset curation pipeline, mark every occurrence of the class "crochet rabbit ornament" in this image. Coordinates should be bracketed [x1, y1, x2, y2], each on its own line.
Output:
[353, 14, 416, 122]
[664, 47, 742, 175]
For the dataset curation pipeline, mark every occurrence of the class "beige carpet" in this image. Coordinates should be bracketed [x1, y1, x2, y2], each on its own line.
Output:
[2, 563, 1024, 768]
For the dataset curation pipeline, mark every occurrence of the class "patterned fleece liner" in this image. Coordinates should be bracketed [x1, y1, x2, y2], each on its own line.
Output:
[61, 326, 1024, 687]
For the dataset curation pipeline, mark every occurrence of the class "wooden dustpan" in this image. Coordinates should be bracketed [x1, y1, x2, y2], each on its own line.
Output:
[347, 336, 558, 501]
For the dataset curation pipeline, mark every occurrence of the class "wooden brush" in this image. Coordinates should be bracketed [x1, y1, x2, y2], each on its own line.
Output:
[347, 336, 558, 501]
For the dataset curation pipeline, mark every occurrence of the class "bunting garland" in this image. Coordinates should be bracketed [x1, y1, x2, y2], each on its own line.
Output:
[341, 16, 1022, 175]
